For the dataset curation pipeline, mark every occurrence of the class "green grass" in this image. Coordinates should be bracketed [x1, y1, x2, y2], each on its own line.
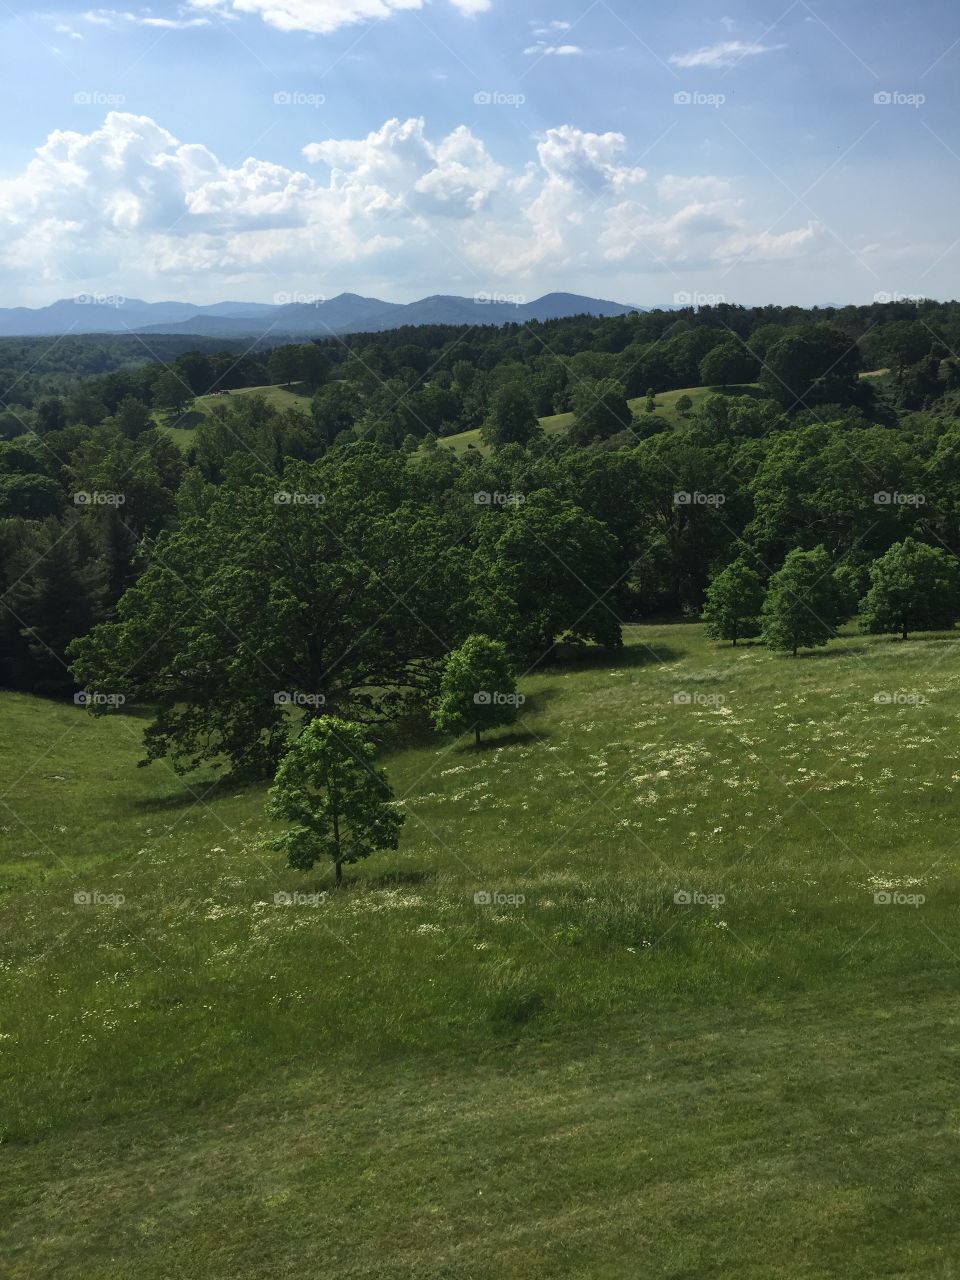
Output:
[440, 384, 760, 455]
[4, 623, 960, 1276]
[157, 384, 313, 448]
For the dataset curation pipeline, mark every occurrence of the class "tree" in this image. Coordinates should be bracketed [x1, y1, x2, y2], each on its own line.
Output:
[69, 447, 470, 775]
[433, 635, 519, 747]
[152, 370, 190, 416]
[568, 379, 632, 445]
[858, 538, 960, 639]
[471, 490, 623, 663]
[268, 345, 302, 389]
[760, 545, 845, 655]
[268, 717, 403, 887]
[699, 341, 759, 387]
[674, 394, 694, 419]
[702, 559, 765, 645]
[481, 384, 540, 449]
[759, 325, 860, 410]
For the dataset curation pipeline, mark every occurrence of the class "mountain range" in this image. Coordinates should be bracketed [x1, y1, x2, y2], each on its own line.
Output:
[0, 292, 647, 339]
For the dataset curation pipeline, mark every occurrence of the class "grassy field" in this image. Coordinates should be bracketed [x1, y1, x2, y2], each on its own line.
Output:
[440, 385, 760, 455]
[157, 383, 313, 448]
[4, 623, 960, 1276]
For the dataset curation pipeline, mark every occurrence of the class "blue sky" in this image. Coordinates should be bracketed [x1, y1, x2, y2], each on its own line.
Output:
[0, 0, 958, 306]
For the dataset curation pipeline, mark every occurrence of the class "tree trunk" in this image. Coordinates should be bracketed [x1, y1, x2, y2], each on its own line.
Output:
[902, 621, 908, 640]
[475, 726, 481, 749]
[335, 860, 343, 887]
[333, 805, 342, 888]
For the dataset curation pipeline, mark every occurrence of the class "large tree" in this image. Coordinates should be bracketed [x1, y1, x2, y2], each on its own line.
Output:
[760, 545, 846, 655]
[471, 490, 623, 664]
[759, 325, 861, 410]
[70, 446, 469, 775]
[858, 538, 960, 639]
[480, 384, 541, 449]
[268, 716, 403, 887]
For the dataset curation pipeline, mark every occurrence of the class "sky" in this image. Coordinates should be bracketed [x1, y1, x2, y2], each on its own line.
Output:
[0, 0, 958, 308]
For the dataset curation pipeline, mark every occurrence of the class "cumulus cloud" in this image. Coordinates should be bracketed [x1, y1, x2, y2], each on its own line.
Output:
[0, 111, 820, 298]
[187, 0, 485, 34]
[669, 39, 785, 69]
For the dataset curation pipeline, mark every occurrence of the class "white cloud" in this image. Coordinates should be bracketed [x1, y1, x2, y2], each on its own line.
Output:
[524, 42, 583, 56]
[0, 112, 820, 300]
[669, 39, 785, 69]
[186, 0, 486, 34]
[83, 8, 212, 28]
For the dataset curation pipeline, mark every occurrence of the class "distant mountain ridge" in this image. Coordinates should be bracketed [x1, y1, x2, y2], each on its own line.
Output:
[0, 292, 646, 339]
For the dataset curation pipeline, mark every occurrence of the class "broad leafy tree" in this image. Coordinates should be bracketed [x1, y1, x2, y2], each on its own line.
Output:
[433, 635, 519, 747]
[268, 716, 404, 886]
[702, 558, 765, 645]
[761, 545, 845, 655]
[858, 538, 960, 639]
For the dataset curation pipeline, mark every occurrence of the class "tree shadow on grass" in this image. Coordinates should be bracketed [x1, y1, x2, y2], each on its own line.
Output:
[363, 868, 439, 891]
[795, 644, 869, 660]
[545, 642, 684, 673]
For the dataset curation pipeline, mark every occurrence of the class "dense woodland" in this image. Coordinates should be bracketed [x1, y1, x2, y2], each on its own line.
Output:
[3, 299, 960, 771]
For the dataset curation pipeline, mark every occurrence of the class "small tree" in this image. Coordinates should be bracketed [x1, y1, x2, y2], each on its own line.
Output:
[858, 538, 960, 640]
[675, 394, 694, 419]
[702, 559, 765, 645]
[433, 635, 519, 748]
[761, 545, 845, 656]
[268, 717, 404, 887]
[644, 389, 657, 414]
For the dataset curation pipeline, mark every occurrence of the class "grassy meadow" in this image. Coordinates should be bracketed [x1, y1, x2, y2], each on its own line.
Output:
[3, 622, 960, 1276]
